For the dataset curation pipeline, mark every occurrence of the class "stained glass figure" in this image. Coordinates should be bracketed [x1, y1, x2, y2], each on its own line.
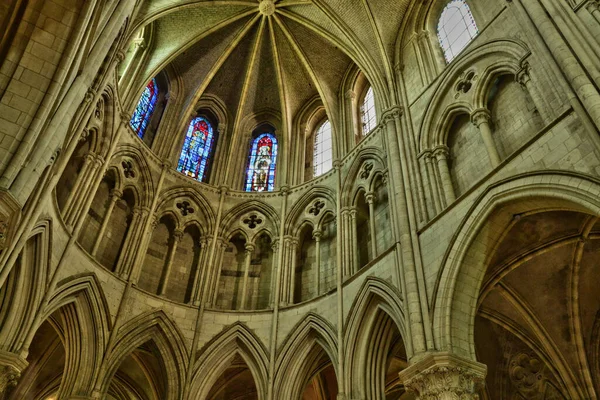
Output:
[245, 133, 278, 192]
[177, 116, 216, 182]
[130, 79, 158, 139]
[437, 0, 478, 63]
[313, 120, 333, 177]
[361, 87, 377, 136]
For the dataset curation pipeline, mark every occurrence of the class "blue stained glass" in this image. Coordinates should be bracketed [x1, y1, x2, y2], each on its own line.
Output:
[130, 79, 158, 139]
[177, 117, 216, 182]
[245, 133, 278, 192]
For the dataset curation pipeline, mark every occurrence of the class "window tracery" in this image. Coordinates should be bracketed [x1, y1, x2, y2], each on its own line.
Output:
[437, 0, 478, 63]
[361, 87, 377, 136]
[177, 116, 216, 182]
[313, 120, 333, 177]
[245, 133, 278, 192]
[130, 78, 158, 138]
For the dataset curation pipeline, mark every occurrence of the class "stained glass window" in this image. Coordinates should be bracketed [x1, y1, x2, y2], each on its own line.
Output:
[177, 116, 216, 182]
[245, 133, 278, 192]
[437, 0, 478, 63]
[313, 120, 332, 177]
[361, 87, 377, 136]
[130, 79, 158, 139]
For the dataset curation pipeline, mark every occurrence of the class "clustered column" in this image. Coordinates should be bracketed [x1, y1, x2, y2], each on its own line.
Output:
[91, 189, 122, 257]
[471, 108, 501, 167]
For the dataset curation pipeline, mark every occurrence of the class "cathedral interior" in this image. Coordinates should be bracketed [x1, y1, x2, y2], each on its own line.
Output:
[0, 0, 600, 398]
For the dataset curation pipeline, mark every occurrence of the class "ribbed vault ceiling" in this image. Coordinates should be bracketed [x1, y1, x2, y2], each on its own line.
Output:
[130, 0, 412, 138]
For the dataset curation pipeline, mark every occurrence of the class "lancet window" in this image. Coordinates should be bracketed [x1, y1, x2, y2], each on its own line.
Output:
[245, 132, 278, 192]
[361, 87, 377, 135]
[313, 120, 333, 177]
[177, 116, 217, 182]
[130, 78, 158, 138]
[437, 0, 478, 63]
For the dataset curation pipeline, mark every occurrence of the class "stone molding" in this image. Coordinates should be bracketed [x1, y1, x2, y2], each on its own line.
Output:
[0, 351, 28, 394]
[399, 352, 487, 400]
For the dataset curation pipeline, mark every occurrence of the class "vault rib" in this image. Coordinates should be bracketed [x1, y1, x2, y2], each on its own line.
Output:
[177, 14, 262, 135]
[223, 16, 267, 184]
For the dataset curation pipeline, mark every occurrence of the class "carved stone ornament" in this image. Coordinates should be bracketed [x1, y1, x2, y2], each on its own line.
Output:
[399, 352, 487, 400]
[176, 201, 195, 216]
[121, 160, 135, 178]
[0, 365, 20, 393]
[360, 162, 374, 180]
[0, 190, 21, 251]
[509, 353, 544, 394]
[455, 70, 476, 98]
[308, 200, 325, 216]
[243, 214, 263, 229]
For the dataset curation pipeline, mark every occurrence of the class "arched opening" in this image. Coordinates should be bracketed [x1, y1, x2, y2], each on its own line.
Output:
[373, 176, 392, 255]
[313, 119, 333, 178]
[78, 171, 116, 255]
[295, 224, 317, 303]
[56, 133, 92, 213]
[487, 74, 544, 160]
[437, 0, 478, 63]
[355, 191, 372, 269]
[249, 233, 274, 310]
[300, 355, 338, 400]
[166, 224, 202, 303]
[7, 318, 64, 399]
[139, 216, 176, 296]
[205, 354, 258, 400]
[360, 86, 377, 137]
[245, 125, 278, 192]
[447, 113, 491, 197]
[130, 72, 169, 147]
[96, 188, 136, 272]
[107, 340, 168, 400]
[319, 214, 337, 293]
[473, 209, 600, 398]
[217, 233, 248, 310]
[177, 114, 218, 183]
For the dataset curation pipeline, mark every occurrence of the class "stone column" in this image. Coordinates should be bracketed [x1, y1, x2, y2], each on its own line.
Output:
[471, 108, 501, 167]
[289, 239, 298, 304]
[116, 207, 145, 278]
[515, 61, 551, 123]
[340, 208, 351, 276]
[587, 0, 600, 24]
[158, 230, 184, 296]
[91, 189, 122, 257]
[399, 353, 487, 400]
[365, 192, 378, 259]
[279, 237, 291, 306]
[66, 154, 105, 228]
[432, 146, 455, 205]
[269, 240, 279, 307]
[191, 237, 210, 305]
[211, 240, 228, 307]
[421, 151, 441, 215]
[240, 243, 255, 310]
[313, 229, 322, 296]
[350, 208, 359, 273]
[62, 153, 95, 220]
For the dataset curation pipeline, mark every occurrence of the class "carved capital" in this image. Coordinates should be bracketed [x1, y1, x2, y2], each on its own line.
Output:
[312, 229, 322, 241]
[515, 61, 531, 87]
[432, 145, 450, 160]
[381, 106, 403, 124]
[586, 0, 600, 13]
[399, 353, 486, 400]
[365, 192, 377, 205]
[0, 351, 28, 394]
[470, 108, 491, 127]
[173, 230, 185, 242]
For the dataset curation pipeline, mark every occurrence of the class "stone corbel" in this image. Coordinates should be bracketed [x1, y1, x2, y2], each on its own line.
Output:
[0, 190, 21, 251]
[0, 350, 28, 394]
[399, 352, 487, 400]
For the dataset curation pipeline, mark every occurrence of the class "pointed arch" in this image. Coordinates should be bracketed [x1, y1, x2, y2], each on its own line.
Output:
[97, 310, 188, 400]
[344, 277, 407, 397]
[274, 313, 339, 400]
[220, 200, 280, 242]
[190, 322, 269, 400]
[434, 171, 600, 363]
